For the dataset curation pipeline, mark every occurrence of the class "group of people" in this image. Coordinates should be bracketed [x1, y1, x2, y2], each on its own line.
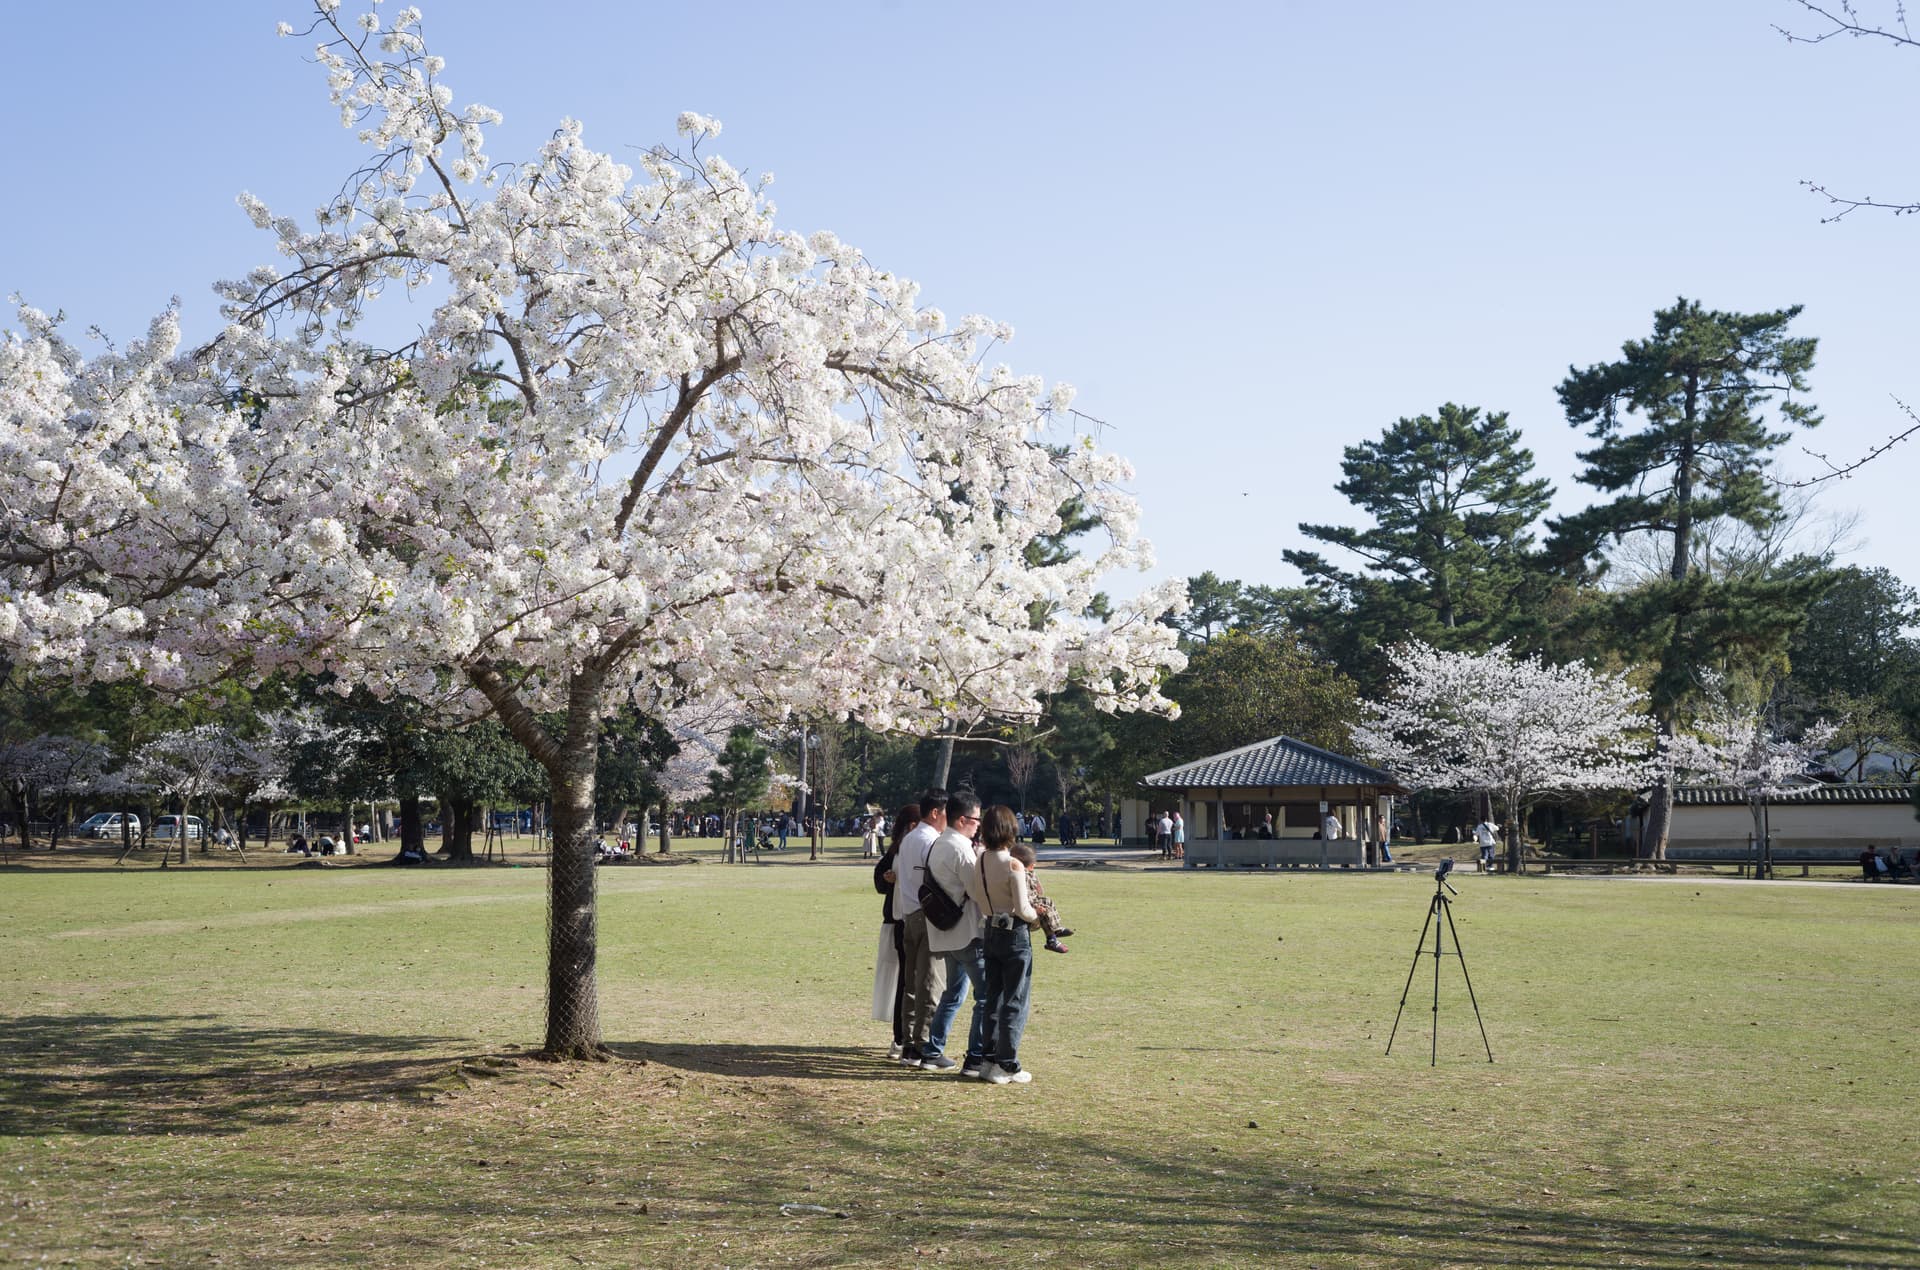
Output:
[869, 789, 1076, 1085]
[1149, 810, 1185, 859]
[285, 833, 349, 856]
[594, 834, 636, 862]
[1860, 846, 1914, 881]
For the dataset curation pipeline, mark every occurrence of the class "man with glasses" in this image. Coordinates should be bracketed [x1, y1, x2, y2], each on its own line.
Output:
[920, 790, 989, 1076]
[893, 787, 947, 1065]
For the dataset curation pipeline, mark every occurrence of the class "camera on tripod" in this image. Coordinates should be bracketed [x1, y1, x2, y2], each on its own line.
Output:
[1386, 856, 1493, 1066]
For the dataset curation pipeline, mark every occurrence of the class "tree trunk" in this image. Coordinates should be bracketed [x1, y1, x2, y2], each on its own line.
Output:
[1505, 795, 1525, 875]
[933, 733, 955, 789]
[441, 794, 474, 860]
[1640, 736, 1674, 861]
[398, 794, 425, 858]
[657, 799, 672, 854]
[542, 751, 605, 1058]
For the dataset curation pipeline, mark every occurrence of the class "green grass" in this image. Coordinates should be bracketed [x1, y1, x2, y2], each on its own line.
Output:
[3, 847, 1916, 1267]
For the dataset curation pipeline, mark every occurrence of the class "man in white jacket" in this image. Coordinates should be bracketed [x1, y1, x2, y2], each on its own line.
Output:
[920, 790, 988, 1076]
[893, 787, 948, 1066]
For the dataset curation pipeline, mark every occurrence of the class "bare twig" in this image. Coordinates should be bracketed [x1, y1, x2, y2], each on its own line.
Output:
[1777, 394, 1920, 485]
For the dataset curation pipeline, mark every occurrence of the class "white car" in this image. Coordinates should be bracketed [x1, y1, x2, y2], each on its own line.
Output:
[151, 815, 206, 841]
[75, 812, 140, 839]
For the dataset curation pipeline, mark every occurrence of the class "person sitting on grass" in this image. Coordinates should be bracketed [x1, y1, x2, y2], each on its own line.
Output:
[1008, 842, 1073, 955]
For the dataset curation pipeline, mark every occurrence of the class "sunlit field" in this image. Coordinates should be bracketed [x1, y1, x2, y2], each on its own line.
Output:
[3, 846, 1915, 1268]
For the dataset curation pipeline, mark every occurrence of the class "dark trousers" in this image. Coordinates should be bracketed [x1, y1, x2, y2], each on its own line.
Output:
[982, 923, 1035, 1072]
[889, 921, 907, 1045]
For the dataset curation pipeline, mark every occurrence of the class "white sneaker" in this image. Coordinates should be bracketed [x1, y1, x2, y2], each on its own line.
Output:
[886, 1043, 903, 1061]
[984, 1063, 1011, 1085]
[1002, 1066, 1033, 1085]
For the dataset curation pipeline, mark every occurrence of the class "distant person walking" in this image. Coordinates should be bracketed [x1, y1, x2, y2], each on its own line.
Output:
[1475, 819, 1499, 872]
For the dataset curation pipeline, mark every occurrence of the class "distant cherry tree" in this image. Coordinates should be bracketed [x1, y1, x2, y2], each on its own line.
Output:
[1666, 675, 1835, 875]
[1355, 642, 1656, 869]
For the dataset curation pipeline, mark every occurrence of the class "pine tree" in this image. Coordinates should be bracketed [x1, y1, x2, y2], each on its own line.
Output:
[1551, 298, 1826, 858]
[1283, 403, 1553, 687]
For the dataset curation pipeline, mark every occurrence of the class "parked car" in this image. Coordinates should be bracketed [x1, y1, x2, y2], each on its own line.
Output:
[150, 815, 206, 841]
[74, 812, 140, 839]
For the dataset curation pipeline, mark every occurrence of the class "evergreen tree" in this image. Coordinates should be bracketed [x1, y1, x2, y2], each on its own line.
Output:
[1166, 571, 1246, 648]
[1551, 298, 1826, 857]
[1095, 630, 1357, 789]
[707, 727, 772, 862]
[1283, 404, 1552, 689]
[1784, 565, 1920, 779]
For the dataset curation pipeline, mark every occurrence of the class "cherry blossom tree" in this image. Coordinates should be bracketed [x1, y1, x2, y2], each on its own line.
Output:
[0, 4, 1184, 1057]
[1355, 642, 1656, 870]
[0, 735, 110, 851]
[129, 726, 247, 866]
[228, 708, 337, 849]
[1666, 675, 1836, 877]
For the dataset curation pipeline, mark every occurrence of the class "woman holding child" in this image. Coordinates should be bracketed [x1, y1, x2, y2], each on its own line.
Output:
[968, 804, 1043, 1085]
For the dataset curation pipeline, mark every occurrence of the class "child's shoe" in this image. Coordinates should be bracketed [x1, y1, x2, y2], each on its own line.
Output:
[1044, 938, 1070, 954]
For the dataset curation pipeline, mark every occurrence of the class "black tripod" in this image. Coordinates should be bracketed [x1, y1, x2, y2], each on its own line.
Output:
[1386, 859, 1493, 1066]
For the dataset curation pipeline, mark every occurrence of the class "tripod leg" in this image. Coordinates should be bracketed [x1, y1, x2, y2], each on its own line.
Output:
[1440, 895, 1495, 1063]
[1430, 892, 1444, 1067]
[1386, 895, 1440, 1057]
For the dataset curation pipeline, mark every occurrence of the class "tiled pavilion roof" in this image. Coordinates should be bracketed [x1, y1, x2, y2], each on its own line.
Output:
[1139, 735, 1405, 792]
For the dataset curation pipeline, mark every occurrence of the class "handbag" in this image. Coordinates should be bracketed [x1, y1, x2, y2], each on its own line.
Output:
[916, 844, 967, 930]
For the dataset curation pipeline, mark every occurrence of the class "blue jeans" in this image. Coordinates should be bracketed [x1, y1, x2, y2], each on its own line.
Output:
[982, 924, 1034, 1072]
[926, 938, 987, 1063]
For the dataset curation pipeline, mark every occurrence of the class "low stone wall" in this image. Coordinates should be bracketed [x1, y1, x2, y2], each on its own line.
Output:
[1666, 840, 1914, 861]
[1184, 838, 1367, 870]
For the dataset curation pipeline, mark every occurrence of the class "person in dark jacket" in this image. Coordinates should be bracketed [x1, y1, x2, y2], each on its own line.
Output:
[872, 804, 921, 1058]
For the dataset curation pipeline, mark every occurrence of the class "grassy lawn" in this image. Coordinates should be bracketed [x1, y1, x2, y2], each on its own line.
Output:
[2, 845, 1916, 1267]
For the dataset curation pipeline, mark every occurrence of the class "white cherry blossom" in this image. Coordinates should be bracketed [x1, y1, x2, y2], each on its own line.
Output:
[0, 3, 1184, 1057]
[1355, 642, 1657, 863]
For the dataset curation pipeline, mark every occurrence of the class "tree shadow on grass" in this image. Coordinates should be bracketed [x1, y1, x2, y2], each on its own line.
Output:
[623, 1040, 915, 1081]
[676, 1088, 1918, 1268]
[0, 1013, 469, 1138]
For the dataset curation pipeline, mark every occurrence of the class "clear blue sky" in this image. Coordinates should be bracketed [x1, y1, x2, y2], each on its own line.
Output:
[4, 1, 1915, 598]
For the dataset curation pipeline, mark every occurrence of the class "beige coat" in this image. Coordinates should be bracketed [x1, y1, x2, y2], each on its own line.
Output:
[968, 846, 1040, 927]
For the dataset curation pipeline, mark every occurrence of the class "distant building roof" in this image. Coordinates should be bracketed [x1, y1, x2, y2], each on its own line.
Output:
[1140, 735, 1405, 792]
[1672, 783, 1914, 807]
